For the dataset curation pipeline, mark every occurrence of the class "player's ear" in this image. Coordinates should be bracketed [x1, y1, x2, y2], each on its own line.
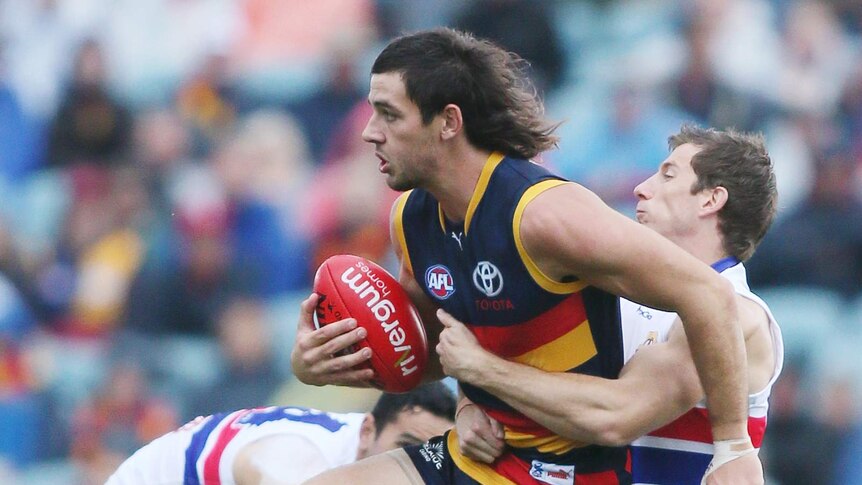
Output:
[439, 104, 463, 140]
[356, 413, 377, 460]
[701, 186, 728, 216]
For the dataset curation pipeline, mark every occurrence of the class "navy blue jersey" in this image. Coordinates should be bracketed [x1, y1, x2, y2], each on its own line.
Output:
[394, 152, 629, 481]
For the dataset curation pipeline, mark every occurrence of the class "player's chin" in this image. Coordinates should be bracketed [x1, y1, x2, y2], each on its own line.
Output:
[386, 175, 413, 192]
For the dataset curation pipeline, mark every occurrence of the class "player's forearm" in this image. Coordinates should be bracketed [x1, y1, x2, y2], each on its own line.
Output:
[467, 355, 637, 446]
[678, 279, 749, 440]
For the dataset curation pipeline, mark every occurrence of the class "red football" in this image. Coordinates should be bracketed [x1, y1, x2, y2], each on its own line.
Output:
[312, 254, 428, 393]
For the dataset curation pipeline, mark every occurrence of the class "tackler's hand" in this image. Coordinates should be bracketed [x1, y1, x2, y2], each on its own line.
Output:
[435, 309, 492, 384]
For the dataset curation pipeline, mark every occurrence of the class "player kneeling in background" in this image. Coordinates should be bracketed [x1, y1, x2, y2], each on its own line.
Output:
[106, 381, 455, 485]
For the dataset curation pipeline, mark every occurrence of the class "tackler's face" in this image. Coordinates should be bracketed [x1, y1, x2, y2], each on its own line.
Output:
[633, 143, 704, 242]
[356, 406, 453, 460]
[362, 72, 442, 192]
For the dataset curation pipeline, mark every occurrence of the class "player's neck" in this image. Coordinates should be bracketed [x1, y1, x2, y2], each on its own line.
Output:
[431, 144, 493, 223]
[677, 229, 728, 268]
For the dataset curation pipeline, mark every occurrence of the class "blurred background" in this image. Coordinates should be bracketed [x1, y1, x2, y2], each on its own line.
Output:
[0, 0, 860, 483]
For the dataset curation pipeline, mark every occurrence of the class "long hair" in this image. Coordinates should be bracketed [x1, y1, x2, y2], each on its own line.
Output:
[372, 28, 559, 159]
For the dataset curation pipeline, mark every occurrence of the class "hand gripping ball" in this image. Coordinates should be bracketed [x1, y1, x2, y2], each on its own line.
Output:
[313, 255, 427, 392]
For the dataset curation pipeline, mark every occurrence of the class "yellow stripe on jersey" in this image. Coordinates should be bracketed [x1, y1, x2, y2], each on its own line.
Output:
[513, 179, 588, 294]
[447, 430, 518, 485]
[504, 428, 587, 455]
[510, 319, 598, 372]
[393, 190, 413, 276]
[464, 151, 505, 235]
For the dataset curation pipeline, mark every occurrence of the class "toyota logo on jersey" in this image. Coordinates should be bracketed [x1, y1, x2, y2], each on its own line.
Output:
[473, 261, 503, 297]
[425, 264, 455, 300]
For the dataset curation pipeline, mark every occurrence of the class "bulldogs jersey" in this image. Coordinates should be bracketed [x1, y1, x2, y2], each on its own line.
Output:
[395, 152, 628, 483]
[620, 261, 784, 485]
[106, 406, 365, 485]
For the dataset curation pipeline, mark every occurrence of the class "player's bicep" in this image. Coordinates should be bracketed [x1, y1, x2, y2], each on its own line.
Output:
[520, 183, 717, 311]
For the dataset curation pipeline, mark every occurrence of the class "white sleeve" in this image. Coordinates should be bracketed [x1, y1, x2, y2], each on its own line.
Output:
[106, 430, 189, 485]
[234, 434, 335, 485]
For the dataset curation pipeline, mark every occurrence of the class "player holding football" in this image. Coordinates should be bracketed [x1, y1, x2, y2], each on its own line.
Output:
[293, 29, 760, 484]
[105, 382, 455, 485]
[446, 125, 783, 485]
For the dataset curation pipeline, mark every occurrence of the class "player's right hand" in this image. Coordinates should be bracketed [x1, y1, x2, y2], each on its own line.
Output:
[455, 399, 505, 464]
[290, 293, 375, 387]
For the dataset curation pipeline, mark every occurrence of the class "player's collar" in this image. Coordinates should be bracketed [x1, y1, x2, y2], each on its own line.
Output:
[711, 256, 740, 273]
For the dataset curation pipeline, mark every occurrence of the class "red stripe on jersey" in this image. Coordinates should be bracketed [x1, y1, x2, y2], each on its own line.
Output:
[203, 411, 246, 483]
[491, 453, 536, 483]
[576, 470, 620, 484]
[484, 406, 550, 436]
[648, 408, 767, 447]
[471, 293, 588, 356]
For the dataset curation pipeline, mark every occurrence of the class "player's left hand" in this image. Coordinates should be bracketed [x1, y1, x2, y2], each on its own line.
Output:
[702, 451, 763, 485]
[435, 309, 492, 383]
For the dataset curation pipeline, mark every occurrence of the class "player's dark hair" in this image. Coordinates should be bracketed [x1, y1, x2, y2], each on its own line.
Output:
[371, 28, 559, 159]
[371, 381, 456, 435]
[669, 124, 778, 261]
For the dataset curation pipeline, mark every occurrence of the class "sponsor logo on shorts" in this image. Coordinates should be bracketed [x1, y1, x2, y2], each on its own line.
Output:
[419, 439, 446, 470]
[425, 264, 455, 300]
[530, 460, 574, 485]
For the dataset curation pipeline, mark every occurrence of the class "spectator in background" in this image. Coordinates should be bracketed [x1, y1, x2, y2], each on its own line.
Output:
[0, 60, 44, 182]
[838, 64, 862, 152]
[123, 165, 236, 337]
[175, 53, 238, 157]
[288, 32, 370, 163]
[453, 0, 566, 95]
[69, 364, 176, 485]
[47, 39, 130, 169]
[0, 244, 44, 469]
[764, 365, 858, 485]
[188, 297, 284, 417]
[671, 13, 761, 130]
[28, 165, 149, 337]
[748, 145, 862, 297]
[211, 110, 314, 296]
[305, 102, 399, 272]
[551, 80, 690, 212]
[773, 1, 856, 116]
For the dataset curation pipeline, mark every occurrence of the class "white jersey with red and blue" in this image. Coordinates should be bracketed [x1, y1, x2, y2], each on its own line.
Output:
[620, 260, 784, 485]
[106, 406, 365, 485]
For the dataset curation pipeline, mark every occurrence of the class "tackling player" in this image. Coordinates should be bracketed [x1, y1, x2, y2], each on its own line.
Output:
[448, 125, 783, 484]
[106, 382, 455, 485]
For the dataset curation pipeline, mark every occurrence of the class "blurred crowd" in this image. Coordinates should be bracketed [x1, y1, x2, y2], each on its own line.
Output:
[0, 0, 860, 484]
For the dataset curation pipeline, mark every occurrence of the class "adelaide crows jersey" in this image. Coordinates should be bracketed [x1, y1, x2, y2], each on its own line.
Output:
[395, 152, 628, 482]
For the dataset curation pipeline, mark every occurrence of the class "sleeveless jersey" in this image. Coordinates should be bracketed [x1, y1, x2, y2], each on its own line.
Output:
[620, 262, 784, 485]
[106, 406, 365, 485]
[395, 152, 628, 482]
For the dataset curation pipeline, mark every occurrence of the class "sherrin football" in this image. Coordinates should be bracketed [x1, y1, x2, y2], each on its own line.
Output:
[312, 254, 428, 393]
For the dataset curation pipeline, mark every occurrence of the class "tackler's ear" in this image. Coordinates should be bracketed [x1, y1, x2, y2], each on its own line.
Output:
[701, 186, 728, 216]
[355, 413, 377, 460]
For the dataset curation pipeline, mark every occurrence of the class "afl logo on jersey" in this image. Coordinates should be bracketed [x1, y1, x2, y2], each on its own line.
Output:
[425, 264, 455, 300]
[473, 261, 503, 297]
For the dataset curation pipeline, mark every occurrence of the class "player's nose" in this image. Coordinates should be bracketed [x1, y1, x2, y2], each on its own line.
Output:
[362, 117, 383, 144]
[633, 178, 651, 199]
